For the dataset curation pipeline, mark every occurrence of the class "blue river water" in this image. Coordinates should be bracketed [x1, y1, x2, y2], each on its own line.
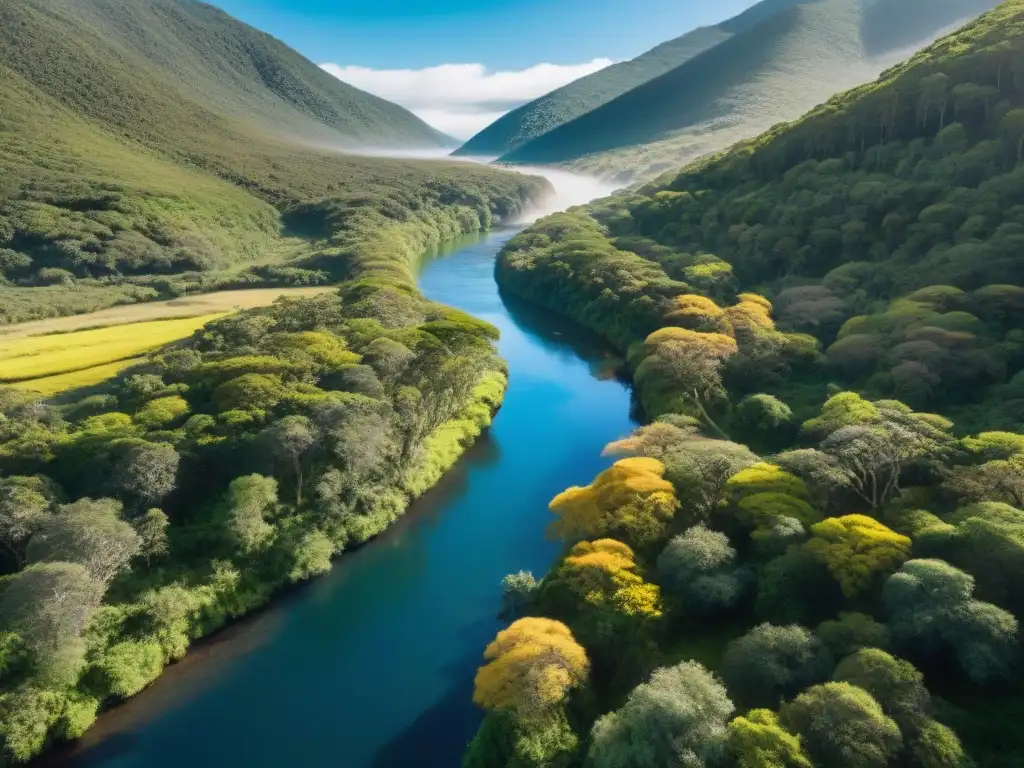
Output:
[57, 229, 636, 768]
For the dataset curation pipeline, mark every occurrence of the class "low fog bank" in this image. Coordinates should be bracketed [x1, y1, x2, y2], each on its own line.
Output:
[339, 147, 619, 223]
[505, 164, 618, 223]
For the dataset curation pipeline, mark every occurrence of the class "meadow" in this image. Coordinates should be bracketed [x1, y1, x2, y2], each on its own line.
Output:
[0, 314, 225, 393]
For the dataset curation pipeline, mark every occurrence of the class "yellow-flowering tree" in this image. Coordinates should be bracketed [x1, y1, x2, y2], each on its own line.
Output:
[473, 618, 589, 718]
[537, 540, 662, 659]
[664, 294, 731, 333]
[548, 458, 677, 549]
[726, 463, 821, 532]
[807, 515, 911, 597]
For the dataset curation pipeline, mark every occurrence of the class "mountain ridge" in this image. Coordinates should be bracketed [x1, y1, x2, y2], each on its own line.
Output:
[489, 0, 999, 182]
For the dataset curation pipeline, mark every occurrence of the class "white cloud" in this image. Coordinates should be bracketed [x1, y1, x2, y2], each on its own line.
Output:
[319, 59, 615, 140]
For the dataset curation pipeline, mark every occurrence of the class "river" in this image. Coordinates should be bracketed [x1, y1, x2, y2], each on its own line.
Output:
[55, 223, 636, 767]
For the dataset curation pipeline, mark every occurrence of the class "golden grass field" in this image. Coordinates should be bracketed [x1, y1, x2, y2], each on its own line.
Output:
[18, 357, 148, 396]
[0, 286, 338, 396]
[1, 314, 226, 394]
[0, 287, 335, 340]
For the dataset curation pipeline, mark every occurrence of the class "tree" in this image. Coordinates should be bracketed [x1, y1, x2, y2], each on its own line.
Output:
[26, 498, 141, 584]
[132, 396, 190, 429]
[288, 530, 334, 582]
[607, 429, 756, 526]
[135, 508, 169, 563]
[726, 709, 811, 768]
[100, 640, 164, 697]
[756, 546, 841, 626]
[721, 624, 832, 709]
[833, 649, 931, 735]
[226, 475, 278, 554]
[732, 394, 795, 452]
[807, 515, 911, 597]
[945, 454, 1024, 507]
[500, 571, 538, 619]
[883, 559, 1018, 683]
[473, 618, 588, 718]
[260, 416, 319, 505]
[464, 711, 578, 768]
[816, 612, 891, 658]
[910, 721, 970, 768]
[114, 442, 179, 509]
[0, 477, 51, 569]
[589, 661, 734, 768]
[548, 458, 677, 549]
[657, 526, 748, 615]
[805, 397, 952, 510]
[780, 683, 902, 768]
[538, 540, 662, 658]
[0, 563, 104, 685]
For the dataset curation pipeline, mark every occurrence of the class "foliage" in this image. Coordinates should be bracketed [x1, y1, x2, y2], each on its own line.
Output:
[657, 525, 749, 615]
[588, 661, 734, 768]
[816, 612, 892, 658]
[472, 618, 589, 718]
[726, 709, 812, 768]
[780, 682, 903, 768]
[500, 572, 539, 620]
[807, 515, 911, 597]
[883, 559, 1019, 683]
[548, 458, 678, 549]
[720, 623, 832, 709]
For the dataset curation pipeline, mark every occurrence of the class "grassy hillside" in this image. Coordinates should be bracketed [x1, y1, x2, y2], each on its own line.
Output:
[453, 25, 733, 158]
[498, 0, 998, 183]
[468, 6, 1024, 768]
[454, 0, 836, 159]
[0, 0, 547, 323]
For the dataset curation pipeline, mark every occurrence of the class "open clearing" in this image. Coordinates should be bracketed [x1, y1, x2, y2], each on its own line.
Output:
[1, 314, 228, 385]
[0, 286, 336, 340]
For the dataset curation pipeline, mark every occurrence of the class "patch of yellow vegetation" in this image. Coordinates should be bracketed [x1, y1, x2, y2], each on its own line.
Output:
[0, 314, 226, 383]
[14, 358, 147, 396]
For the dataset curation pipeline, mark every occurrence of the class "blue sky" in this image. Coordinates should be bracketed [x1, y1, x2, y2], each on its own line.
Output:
[208, 0, 760, 138]
[210, 0, 757, 68]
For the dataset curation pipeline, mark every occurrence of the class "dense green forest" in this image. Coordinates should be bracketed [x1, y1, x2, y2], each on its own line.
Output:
[495, 0, 997, 184]
[0, 231, 512, 760]
[0, 0, 548, 323]
[465, 3, 1024, 767]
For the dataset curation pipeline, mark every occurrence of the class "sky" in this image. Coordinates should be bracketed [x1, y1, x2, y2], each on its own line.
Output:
[209, 0, 759, 139]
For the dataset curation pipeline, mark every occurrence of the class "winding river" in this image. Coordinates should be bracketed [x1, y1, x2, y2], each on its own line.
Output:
[55, 181, 637, 767]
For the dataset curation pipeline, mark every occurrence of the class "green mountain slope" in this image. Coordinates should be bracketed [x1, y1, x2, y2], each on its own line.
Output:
[1, 0, 449, 150]
[454, 0, 817, 159]
[0, 0, 546, 323]
[498, 0, 1024, 429]
[498, 0, 999, 183]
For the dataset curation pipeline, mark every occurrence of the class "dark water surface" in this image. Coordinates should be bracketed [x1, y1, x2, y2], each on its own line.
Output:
[59, 230, 636, 768]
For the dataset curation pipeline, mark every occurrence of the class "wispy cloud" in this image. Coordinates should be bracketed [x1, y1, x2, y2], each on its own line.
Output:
[320, 59, 615, 140]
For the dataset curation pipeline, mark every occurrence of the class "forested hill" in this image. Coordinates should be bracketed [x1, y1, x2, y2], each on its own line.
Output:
[0, 0, 548, 323]
[1, 0, 449, 149]
[466, 5, 1024, 767]
[496, 0, 999, 183]
[499, 0, 1024, 430]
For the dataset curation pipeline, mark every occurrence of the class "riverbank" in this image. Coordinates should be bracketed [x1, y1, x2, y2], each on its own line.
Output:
[39, 230, 636, 768]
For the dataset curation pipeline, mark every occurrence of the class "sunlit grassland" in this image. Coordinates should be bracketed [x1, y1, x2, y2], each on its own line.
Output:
[0, 314, 226, 384]
[13, 357, 146, 396]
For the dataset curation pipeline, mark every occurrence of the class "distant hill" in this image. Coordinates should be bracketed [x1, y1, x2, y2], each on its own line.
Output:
[494, 0, 999, 183]
[0, 0, 544, 322]
[1, 0, 450, 150]
[454, 0, 821, 159]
